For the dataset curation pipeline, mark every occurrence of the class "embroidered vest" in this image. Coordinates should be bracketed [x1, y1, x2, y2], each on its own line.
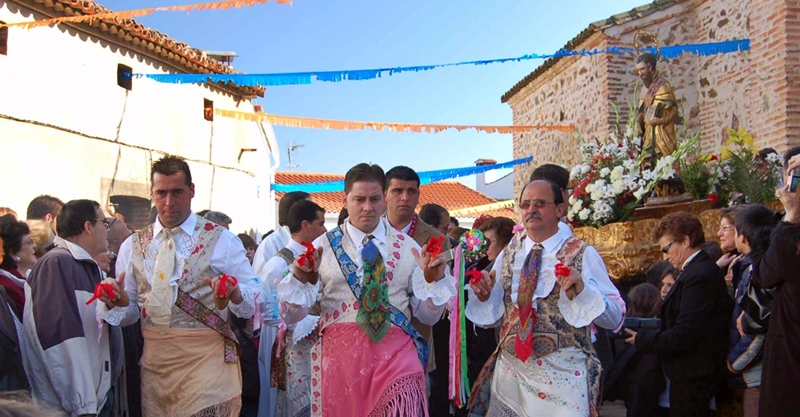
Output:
[132, 216, 240, 362]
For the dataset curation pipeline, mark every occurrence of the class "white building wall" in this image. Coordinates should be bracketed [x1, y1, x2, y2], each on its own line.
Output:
[0, 1, 277, 236]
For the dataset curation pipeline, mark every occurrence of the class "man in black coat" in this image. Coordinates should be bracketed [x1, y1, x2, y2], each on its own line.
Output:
[626, 213, 733, 417]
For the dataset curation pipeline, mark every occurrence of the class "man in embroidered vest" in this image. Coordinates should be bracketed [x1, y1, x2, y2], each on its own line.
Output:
[100, 155, 265, 417]
[260, 199, 327, 417]
[466, 180, 624, 417]
[278, 163, 456, 417]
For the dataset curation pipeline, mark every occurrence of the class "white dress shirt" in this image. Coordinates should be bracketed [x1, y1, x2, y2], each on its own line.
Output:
[466, 224, 624, 331]
[260, 239, 309, 327]
[278, 218, 456, 327]
[101, 212, 265, 327]
[253, 226, 291, 278]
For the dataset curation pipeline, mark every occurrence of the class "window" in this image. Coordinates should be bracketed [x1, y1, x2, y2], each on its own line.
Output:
[204, 99, 214, 121]
[117, 63, 132, 90]
[0, 21, 8, 56]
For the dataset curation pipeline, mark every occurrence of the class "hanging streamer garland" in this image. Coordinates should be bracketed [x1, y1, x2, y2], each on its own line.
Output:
[216, 109, 573, 134]
[0, 0, 293, 30]
[271, 157, 533, 193]
[138, 40, 749, 87]
[449, 229, 487, 407]
[449, 200, 515, 217]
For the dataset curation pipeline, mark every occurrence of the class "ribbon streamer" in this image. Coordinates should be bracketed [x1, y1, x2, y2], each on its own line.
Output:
[449, 200, 515, 217]
[0, 0, 293, 30]
[138, 40, 749, 86]
[216, 109, 573, 134]
[271, 157, 533, 193]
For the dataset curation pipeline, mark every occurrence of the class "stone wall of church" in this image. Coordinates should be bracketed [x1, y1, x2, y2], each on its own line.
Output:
[507, 0, 798, 191]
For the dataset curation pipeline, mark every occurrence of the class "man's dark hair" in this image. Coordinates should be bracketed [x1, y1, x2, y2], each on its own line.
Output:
[278, 191, 311, 226]
[783, 146, 800, 170]
[337, 208, 349, 226]
[237, 233, 256, 249]
[344, 163, 386, 194]
[519, 180, 564, 205]
[450, 217, 459, 227]
[151, 155, 192, 187]
[196, 209, 210, 218]
[636, 52, 658, 69]
[203, 211, 232, 225]
[286, 200, 325, 234]
[530, 164, 570, 189]
[26, 195, 64, 220]
[419, 204, 448, 228]
[0, 215, 30, 270]
[702, 241, 723, 262]
[385, 166, 420, 188]
[56, 200, 101, 239]
[735, 204, 780, 254]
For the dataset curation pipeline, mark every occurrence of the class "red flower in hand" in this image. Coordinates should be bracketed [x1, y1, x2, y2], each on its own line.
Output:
[219, 274, 238, 297]
[555, 263, 570, 277]
[709, 193, 719, 205]
[298, 242, 316, 269]
[465, 267, 482, 286]
[85, 282, 116, 305]
[427, 235, 445, 259]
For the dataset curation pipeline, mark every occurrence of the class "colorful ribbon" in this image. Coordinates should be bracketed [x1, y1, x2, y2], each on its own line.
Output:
[137, 40, 750, 86]
[0, 0, 293, 30]
[272, 157, 532, 193]
[216, 109, 573, 134]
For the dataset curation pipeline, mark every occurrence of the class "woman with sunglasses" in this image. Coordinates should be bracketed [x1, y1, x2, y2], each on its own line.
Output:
[625, 211, 733, 417]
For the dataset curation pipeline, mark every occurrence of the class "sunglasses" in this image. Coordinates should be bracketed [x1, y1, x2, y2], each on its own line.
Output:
[661, 239, 677, 254]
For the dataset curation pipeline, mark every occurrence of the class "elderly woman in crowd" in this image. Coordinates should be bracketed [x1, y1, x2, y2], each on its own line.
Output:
[0, 214, 37, 319]
[717, 206, 744, 295]
[750, 155, 800, 417]
[26, 219, 55, 258]
[626, 211, 733, 417]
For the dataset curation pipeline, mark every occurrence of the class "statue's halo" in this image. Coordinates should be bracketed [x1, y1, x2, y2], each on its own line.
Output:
[634, 30, 662, 61]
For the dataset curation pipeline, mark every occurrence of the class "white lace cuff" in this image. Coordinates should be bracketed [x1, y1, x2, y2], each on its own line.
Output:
[97, 303, 127, 326]
[411, 270, 457, 306]
[229, 283, 257, 319]
[558, 285, 606, 328]
[291, 315, 320, 345]
[465, 286, 504, 328]
[277, 274, 319, 308]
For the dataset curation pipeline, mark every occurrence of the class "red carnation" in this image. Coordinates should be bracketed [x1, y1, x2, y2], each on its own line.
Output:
[204, 222, 215, 231]
[709, 193, 719, 205]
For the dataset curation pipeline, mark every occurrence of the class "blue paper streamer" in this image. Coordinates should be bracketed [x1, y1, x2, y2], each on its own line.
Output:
[272, 156, 533, 193]
[134, 40, 749, 86]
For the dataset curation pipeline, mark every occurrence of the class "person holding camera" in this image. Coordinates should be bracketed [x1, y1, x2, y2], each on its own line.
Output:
[750, 156, 800, 417]
[625, 212, 733, 417]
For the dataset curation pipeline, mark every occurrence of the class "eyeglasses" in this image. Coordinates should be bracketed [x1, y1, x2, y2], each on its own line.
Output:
[661, 239, 677, 254]
[96, 218, 111, 229]
[718, 225, 735, 232]
[24, 237, 34, 245]
[518, 200, 556, 210]
[108, 216, 119, 229]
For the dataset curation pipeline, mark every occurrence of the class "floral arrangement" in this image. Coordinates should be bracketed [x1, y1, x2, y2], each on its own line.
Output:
[566, 119, 698, 228]
[715, 128, 783, 206]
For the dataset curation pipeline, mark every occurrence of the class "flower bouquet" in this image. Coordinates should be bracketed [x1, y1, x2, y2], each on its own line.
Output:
[713, 128, 783, 206]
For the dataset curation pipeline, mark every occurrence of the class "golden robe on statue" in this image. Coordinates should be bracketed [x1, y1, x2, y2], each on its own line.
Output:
[638, 71, 678, 172]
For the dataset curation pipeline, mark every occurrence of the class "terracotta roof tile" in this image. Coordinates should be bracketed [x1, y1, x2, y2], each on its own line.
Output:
[274, 172, 517, 219]
[19, 0, 264, 98]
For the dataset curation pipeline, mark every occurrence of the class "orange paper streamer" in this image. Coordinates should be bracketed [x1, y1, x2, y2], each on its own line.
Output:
[215, 109, 575, 134]
[0, 0, 293, 30]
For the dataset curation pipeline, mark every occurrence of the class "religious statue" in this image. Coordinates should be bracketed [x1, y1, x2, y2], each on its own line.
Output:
[634, 34, 686, 200]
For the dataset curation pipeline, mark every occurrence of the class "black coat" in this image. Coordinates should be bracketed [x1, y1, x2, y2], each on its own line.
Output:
[636, 250, 733, 382]
[751, 222, 800, 417]
[0, 286, 28, 391]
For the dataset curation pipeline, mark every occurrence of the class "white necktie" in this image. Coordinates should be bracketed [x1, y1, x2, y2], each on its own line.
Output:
[147, 227, 178, 334]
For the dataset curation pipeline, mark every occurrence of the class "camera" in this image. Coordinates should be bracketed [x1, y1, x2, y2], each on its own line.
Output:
[790, 169, 800, 193]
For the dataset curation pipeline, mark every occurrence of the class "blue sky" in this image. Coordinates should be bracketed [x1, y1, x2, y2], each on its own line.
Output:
[101, 0, 648, 186]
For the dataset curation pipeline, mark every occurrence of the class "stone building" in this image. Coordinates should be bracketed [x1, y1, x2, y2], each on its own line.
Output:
[505, 0, 798, 192]
[0, 0, 280, 236]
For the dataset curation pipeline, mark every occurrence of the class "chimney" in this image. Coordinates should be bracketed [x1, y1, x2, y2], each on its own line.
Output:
[474, 158, 498, 192]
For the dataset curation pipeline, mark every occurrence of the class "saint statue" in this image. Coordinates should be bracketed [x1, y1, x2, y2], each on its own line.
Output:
[635, 51, 684, 198]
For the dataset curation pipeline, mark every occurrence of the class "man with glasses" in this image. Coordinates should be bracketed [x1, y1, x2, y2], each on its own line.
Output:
[23, 199, 126, 417]
[466, 180, 624, 417]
